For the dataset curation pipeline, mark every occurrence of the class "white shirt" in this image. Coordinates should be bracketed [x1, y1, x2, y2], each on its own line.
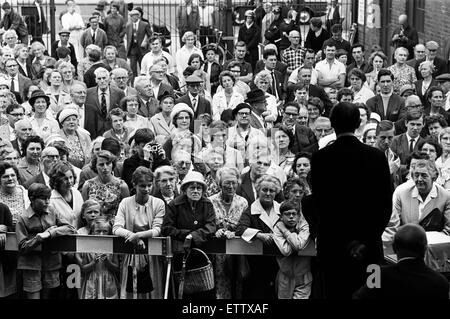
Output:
[406, 133, 418, 150]
[380, 91, 393, 116]
[36, 3, 42, 23]
[17, 60, 28, 77]
[352, 84, 375, 104]
[188, 92, 199, 112]
[198, 5, 214, 26]
[152, 82, 161, 99]
[315, 59, 346, 85]
[77, 104, 85, 129]
[97, 88, 110, 110]
[42, 171, 50, 187]
[412, 183, 438, 220]
[141, 50, 176, 75]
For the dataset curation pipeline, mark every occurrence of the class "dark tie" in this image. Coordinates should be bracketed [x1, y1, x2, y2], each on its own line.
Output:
[409, 138, 415, 153]
[204, 63, 209, 74]
[146, 100, 151, 116]
[101, 91, 107, 118]
[271, 72, 278, 99]
[192, 97, 197, 111]
[10, 78, 14, 92]
[92, 31, 96, 43]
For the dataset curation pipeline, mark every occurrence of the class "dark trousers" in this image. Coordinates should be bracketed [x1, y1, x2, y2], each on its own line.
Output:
[128, 44, 144, 78]
[199, 26, 215, 46]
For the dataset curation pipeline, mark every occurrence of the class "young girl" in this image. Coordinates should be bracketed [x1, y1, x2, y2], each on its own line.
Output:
[77, 199, 101, 234]
[188, 53, 211, 94]
[76, 216, 120, 299]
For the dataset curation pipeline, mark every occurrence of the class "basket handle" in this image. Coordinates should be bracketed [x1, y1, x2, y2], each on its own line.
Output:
[184, 248, 211, 264]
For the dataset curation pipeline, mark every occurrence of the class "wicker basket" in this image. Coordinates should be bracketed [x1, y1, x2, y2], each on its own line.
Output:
[173, 248, 215, 295]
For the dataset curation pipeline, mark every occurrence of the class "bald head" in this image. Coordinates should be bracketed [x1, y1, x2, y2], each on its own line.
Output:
[393, 224, 427, 258]
[398, 14, 408, 25]
[405, 94, 422, 108]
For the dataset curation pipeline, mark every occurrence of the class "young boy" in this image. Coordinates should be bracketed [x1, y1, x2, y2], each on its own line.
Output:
[203, 45, 223, 95]
[273, 201, 312, 299]
[15, 183, 76, 299]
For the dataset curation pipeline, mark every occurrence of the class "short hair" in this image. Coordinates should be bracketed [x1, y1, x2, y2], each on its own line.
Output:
[351, 43, 365, 52]
[254, 174, 281, 194]
[356, 102, 371, 120]
[58, 61, 76, 74]
[418, 60, 435, 74]
[56, 46, 71, 59]
[219, 70, 236, 86]
[307, 97, 324, 114]
[134, 76, 149, 89]
[376, 120, 395, 135]
[132, 128, 155, 145]
[22, 135, 44, 157]
[235, 41, 247, 49]
[13, 43, 27, 58]
[310, 17, 322, 28]
[94, 67, 109, 78]
[439, 127, 450, 143]
[0, 161, 18, 180]
[106, 107, 125, 122]
[149, 35, 162, 45]
[50, 140, 70, 157]
[110, 2, 120, 10]
[132, 166, 154, 186]
[330, 102, 360, 133]
[406, 151, 430, 170]
[412, 159, 438, 178]
[198, 113, 212, 126]
[119, 95, 140, 111]
[335, 49, 348, 58]
[28, 183, 52, 200]
[427, 86, 444, 101]
[154, 165, 176, 182]
[5, 102, 24, 114]
[110, 67, 128, 79]
[101, 137, 121, 157]
[425, 114, 447, 129]
[216, 166, 240, 187]
[14, 118, 32, 131]
[279, 200, 300, 214]
[103, 45, 118, 57]
[3, 29, 17, 40]
[31, 41, 45, 52]
[263, 49, 277, 59]
[273, 123, 294, 149]
[417, 138, 443, 159]
[393, 224, 427, 258]
[337, 88, 354, 102]
[88, 48, 102, 62]
[90, 150, 117, 173]
[368, 51, 387, 68]
[331, 24, 343, 33]
[348, 68, 366, 83]
[181, 31, 197, 43]
[188, 53, 204, 66]
[291, 152, 311, 175]
[377, 68, 394, 82]
[283, 102, 300, 113]
[394, 47, 409, 57]
[404, 94, 422, 108]
[48, 161, 76, 191]
[227, 61, 242, 71]
[282, 177, 308, 201]
[405, 111, 423, 123]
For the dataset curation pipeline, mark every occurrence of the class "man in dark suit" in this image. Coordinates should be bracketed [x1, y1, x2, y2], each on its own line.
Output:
[415, 41, 448, 80]
[259, 48, 285, 101]
[80, 16, 108, 53]
[11, 118, 32, 157]
[84, 67, 125, 138]
[244, 89, 270, 132]
[281, 102, 317, 153]
[149, 64, 173, 100]
[391, 111, 425, 166]
[311, 102, 392, 299]
[394, 95, 428, 137]
[23, 146, 60, 189]
[24, 0, 48, 44]
[134, 75, 159, 118]
[254, 45, 288, 80]
[353, 224, 449, 299]
[126, 10, 152, 78]
[4, 58, 32, 102]
[175, 75, 211, 132]
[366, 69, 406, 122]
[406, 43, 426, 68]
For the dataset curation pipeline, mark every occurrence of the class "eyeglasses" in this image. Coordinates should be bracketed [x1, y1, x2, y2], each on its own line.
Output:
[9, 112, 24, 117]
[237, 111, 250, 116]
[256, 161, 271, 167]
[261, 187, 276, 193]
[284, 112, 298, 117]
[6, 64, 17, 67]
[282, 212, 298, 217]
[187, 185, 203, 191]
[408, 104, 422, 108]
[428, 49, 437, 52]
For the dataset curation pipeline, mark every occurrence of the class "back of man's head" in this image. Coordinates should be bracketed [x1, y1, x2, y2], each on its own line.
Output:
[330, 102, 361, 135]
[101, 137, 121, 157]
[393, 224, 427, 259]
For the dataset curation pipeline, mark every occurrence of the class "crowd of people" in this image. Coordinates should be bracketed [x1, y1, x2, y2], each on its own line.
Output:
[0, 0, 449, 300]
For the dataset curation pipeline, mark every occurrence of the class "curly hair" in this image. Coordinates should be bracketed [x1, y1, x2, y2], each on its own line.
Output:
[48, 161, 76, 191]
[282, 177, 308, 201]
[22, 135, 44, 158]
[255, 174, 281, 194]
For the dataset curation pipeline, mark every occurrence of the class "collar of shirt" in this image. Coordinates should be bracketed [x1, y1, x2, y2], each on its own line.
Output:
[188, 92, 198, 104]
[380, 91, 392, 99]
[314, 28, 322, 37]
[412, 183, 437, 202]
[42, 171, 50, 187]
[134, 22, 139, 29]
[406, 133, 418, 145]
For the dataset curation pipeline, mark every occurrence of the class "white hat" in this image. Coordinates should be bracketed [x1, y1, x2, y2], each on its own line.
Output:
[370, 112, 381, 123]
[180, 171, 207, 192]
[58, 108, 79, 124]
[170, 103, 194, 122]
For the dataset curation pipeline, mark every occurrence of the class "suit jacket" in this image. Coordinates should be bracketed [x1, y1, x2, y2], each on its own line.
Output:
[80, 27, 108, 52]
[266, 69, 286, 100]
[18, 61, 35, 80]
[126, 20, 152, 56]
[137, 97, 159, 118]
[366, 93, 406, 122]
[156, 82, 174, 100]
[248, 112, 265, 131]
[24, 5, 48, 37]
[149, 112, 175, 142]
[23, 172, 46, 189]
[84, 85, 125, 138]
[17, 74, 33, 102]
[175, 94, 212, 132]
[415, 57, 448, 79]
[311, 135, 392, 298]
[291, 123, 318, 154]
[353, 258, 449, 299]
[423, 106, 450, 124]
[415, 78, 439, 109]
[390, 133, 425, 165]
[11, 139, 23, 157]
[254, 60, 288, 81]
[51, 41, 77, 72]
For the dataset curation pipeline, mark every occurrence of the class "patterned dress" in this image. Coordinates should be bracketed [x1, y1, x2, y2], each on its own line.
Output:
[65, 133, 86, 169]
[387, 63, 417, 95]
[208, 192, 248, 299]
[0, 186, 28, 228]
[84, 177, 124, 221]
[205, 172, 221, 197]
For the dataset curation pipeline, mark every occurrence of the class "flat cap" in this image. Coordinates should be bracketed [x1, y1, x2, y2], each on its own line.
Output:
[436, 73, 450, 82]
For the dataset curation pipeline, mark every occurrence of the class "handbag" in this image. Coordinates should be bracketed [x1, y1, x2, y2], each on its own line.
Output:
[126, 253, 153, 294]
[419, 208, 445, 232]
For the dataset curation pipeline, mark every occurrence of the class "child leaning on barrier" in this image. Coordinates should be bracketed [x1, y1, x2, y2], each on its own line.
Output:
[273, 200, 312, 299]
[15, 183, 76, 299]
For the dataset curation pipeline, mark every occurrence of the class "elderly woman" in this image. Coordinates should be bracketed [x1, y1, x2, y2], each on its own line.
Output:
[272, 124, 296, 175]
[388, 47, 417, 95]
[44, 70, 71, 118]
[307, 97, 324, 130]
[103, 108, 135, 145]
[48, 161, 83, 228]
[162, 171, 216, 298]
[17, 135, 44, 183]
[236, 174, 282, 299]
[208, 167, 248, 299]
[29, 90, 59, 141]
[58, 62, 84, 93]
[30, 41, 54, 80]
[0, 162, 29, 228]
[418, 138, 442, 162]
[212, 71, 244, 121]
[152, 165, 179, 204]
[15, 43, 33, 79]
[349, 68, 375, 104]
[149, 94, 176, 145]
[0, 148, 20, 167]
[362, 123, 378, 147]
[57, 107, 92, 169]
[82, 150, 129, 221]
[175, 31, 204, 83]
[114, 167, 166, 299]
[436, 128, 450, 190]
[354, 103, 371, 140]
[121, 96, 150, 132]
[3, 29, 18, 50]
[365, 51, 387, 93]
[203, 148, 225, 197]
[415, 60, 438, 109]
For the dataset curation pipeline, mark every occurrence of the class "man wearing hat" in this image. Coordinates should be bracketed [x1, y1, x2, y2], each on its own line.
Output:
[238, 10, 261, 71]
[80, 16, 108, 53]
[51, 29, 78, 73]
[415, 41, 448, 80]
[175, 74, 212, 131]
[24, 0, 48, 44]
[244, 89, 271, 131]
[126, 9, 152, 78]
[23, 146, 60, 189]
[0, 2, 28, 45]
